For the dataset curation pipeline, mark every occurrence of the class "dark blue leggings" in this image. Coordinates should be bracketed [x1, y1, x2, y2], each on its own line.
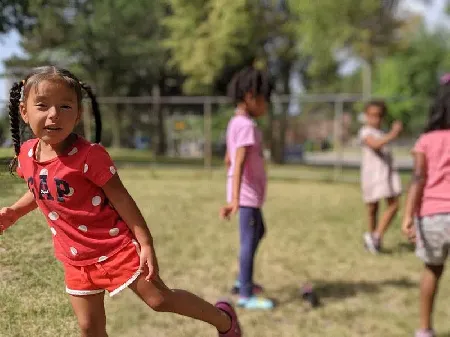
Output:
[238, 207, 266, 297]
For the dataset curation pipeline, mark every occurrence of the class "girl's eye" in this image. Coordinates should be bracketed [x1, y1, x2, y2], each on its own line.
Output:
[61, 105, 72, 109]
[36, 103, 47, 108]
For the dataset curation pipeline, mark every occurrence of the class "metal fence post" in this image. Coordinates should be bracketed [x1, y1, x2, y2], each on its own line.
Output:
[204, 98, 212, 172]
[333, 98, 344, 181]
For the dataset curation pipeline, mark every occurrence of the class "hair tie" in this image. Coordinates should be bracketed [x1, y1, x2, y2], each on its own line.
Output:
[440, 73, 450, 85]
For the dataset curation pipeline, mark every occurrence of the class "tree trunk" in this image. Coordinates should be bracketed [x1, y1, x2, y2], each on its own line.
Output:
[271, 62, 291, 164]
[152, 84, 167, 156]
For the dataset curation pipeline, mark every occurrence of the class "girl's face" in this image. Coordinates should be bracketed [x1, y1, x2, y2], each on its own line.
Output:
[365, 104, 384, 128]
[20, 79, 82, 147]
[244, 93, 267, 118]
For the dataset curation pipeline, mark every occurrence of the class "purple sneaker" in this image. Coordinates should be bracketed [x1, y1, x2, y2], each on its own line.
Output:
[415, 329, 435, 337]
[215, 299, 242, 337]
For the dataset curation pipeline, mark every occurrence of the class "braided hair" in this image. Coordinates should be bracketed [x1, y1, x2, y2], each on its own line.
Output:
[227, 66, 273, 108]
[424, 82, 450, 133]
[8, 66, 102, 173]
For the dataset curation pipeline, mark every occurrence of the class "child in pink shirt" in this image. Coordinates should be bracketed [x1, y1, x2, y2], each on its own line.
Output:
[402, 77, 450, 337]
[220, 66, 274, 310]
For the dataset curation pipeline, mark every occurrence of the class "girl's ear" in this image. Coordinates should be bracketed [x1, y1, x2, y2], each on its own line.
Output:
[75, 107, 83, 125]
[19, 102, 29, 124]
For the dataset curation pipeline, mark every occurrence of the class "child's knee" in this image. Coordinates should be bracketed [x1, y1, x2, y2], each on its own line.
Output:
[77, 315, 106, 337]
[139, 278, 173, 312]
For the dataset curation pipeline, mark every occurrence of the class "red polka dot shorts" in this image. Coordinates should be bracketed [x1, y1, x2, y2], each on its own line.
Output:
[64, 239, 143, 297]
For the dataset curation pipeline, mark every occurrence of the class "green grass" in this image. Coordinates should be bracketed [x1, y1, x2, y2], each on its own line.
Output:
[1, 166, 448, 337]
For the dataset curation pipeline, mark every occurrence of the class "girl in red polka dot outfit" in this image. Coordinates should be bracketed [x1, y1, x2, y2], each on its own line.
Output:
[0, 66, 241, 337]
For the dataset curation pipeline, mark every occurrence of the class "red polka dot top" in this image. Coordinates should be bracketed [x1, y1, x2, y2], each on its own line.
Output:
[16, 136, 133, 266]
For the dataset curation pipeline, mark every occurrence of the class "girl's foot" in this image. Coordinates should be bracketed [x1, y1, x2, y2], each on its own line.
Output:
[363, 232, 380, 254]
[237, 296, 274, 310]
[215, 300, 242, 337]
[415, 329, 435, 337]
[231, 280, 264, 295]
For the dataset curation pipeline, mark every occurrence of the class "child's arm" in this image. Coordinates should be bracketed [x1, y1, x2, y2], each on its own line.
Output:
[102, 175, 158, 280]
[362, 121, 402, 151]
[224, 150, 231, 169]
[1, 191, 37, 233]
[402, 152, 426, 241]
[220, 146, 247, 219]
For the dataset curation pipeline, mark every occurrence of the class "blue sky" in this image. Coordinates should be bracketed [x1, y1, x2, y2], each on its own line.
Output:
[0, 0, 447, 102]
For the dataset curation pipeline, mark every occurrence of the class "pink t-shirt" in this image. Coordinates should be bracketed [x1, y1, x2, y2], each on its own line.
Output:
[414, 130, 450, 216]
[226, 114, 266, 208]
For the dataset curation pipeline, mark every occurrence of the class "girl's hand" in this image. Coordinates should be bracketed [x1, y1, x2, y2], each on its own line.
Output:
[391, 121, 403, 137]
[0, 207, 19, 235]
[220, 200, 239, 220]
[139, 244, 159, 281]
[402, 216, 416, 243]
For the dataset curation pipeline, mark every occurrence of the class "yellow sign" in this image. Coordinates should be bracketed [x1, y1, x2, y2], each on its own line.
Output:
[174, 121, 186, 131]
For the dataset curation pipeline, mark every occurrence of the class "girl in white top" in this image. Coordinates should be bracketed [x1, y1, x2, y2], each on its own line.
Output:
[359, 101, 403, 253]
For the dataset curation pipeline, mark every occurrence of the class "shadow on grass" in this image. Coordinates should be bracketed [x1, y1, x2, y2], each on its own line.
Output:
[395, 241, 416, 253]
[272, 277, 417, 307]
[312, 278, 417, 300]
[381, 242, 416, 255]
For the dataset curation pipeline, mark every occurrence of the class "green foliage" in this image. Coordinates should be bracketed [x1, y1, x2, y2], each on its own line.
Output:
[288, 0, 405, 91]
[373, 27, 450, 132]
[164, 0, 253, 93]
[0, 0, 30, 34]
[5, 0, 168, 95]
[164, 0, 296, 94]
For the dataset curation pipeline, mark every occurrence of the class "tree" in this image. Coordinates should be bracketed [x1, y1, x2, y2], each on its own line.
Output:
[5, 0, 176, 153]
[373, 26, 450, 133]
[0, 0, 30, 34]
[288, 0, 407, 91]
[164, 0, 298, 163]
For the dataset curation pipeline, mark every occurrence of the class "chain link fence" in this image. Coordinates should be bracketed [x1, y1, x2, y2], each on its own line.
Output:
[0, 93, 422, 181]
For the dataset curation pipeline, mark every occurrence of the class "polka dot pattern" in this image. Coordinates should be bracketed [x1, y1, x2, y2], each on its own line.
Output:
[68, 147, 78, 156]
[20, 139, 128, 265]
[78, 225, 88, 233]
[109, 228, 119, 237]
[48, 211, 59, 221]
[92, 196, 102, 206]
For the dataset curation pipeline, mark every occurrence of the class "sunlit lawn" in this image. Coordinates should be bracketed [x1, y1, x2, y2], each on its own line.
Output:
[1, 166, 448, 337]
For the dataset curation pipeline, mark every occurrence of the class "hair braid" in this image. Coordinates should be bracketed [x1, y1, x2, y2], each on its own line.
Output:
[8, 81, 24, 173]
[79, 81, 102, 143]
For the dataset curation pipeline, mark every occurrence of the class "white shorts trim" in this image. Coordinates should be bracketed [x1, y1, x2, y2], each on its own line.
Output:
[109, 269, 142, 297]
[66, 287, 105, 296]
[65, 239, 143, 298]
